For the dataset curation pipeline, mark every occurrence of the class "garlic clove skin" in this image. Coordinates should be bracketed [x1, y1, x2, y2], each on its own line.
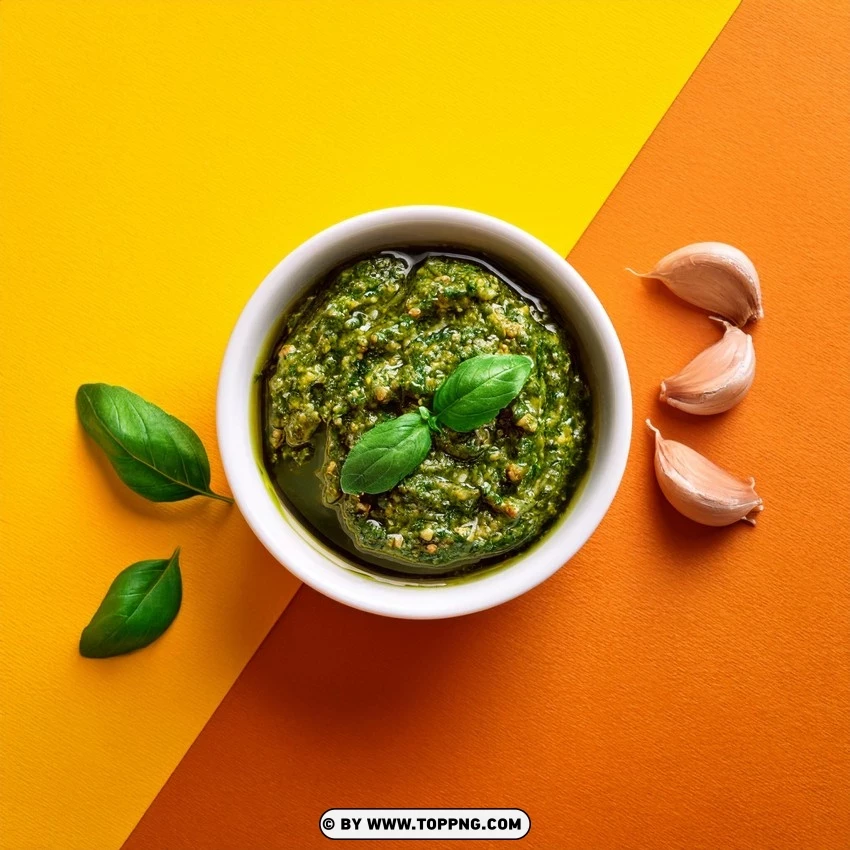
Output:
[660, 317, 755, 415]
[630, 242, 763, 326]
[647, 420, 763, 526]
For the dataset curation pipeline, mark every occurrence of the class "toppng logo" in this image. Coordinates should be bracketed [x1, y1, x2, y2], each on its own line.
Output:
[320, 809, 530, 840]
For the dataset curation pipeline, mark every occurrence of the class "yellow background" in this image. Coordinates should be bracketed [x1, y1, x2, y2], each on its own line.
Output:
[0, 2, 737, 848]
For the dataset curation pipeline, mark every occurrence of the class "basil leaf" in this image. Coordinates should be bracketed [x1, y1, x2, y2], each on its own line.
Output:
[340, 412, 432, 495]
[76, 384, 232, 503]
[433, 354, 533, 432]
[80, 548, 182, 658]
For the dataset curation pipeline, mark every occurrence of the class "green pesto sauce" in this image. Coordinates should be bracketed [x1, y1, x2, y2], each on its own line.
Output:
[262, 251, 592, 578]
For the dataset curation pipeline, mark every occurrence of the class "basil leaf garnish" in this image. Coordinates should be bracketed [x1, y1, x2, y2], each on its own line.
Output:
[433, 354, 533, 432]
[76, 384, 232, 503]
[79, 548, 183, 658]
[340, 412, 432, 495]
[338, 354, 533, 495]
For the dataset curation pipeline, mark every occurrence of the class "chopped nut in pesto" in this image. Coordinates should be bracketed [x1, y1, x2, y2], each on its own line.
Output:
[263, 251, 592, 577]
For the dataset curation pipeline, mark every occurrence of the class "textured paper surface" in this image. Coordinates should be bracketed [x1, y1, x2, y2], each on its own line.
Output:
[124, 1, 850, 848]
[0, 2, 740, 848]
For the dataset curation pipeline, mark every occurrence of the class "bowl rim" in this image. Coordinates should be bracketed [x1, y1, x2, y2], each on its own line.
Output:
[217, 205, 631, 619]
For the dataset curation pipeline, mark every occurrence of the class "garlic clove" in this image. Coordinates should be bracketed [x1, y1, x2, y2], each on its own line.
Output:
[647, 420, 763, 526]
[629, 242, 763, 326]
[660, 317, 755, 415]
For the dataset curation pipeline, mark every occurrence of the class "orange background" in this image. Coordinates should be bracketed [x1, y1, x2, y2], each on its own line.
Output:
[124, 1, 850, 848]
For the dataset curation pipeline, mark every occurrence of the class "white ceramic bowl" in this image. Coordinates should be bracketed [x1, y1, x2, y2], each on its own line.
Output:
[217, 206, 631, 619]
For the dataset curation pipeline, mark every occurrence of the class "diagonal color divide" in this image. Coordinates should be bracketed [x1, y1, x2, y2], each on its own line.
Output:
[0, 2, 738, 848]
